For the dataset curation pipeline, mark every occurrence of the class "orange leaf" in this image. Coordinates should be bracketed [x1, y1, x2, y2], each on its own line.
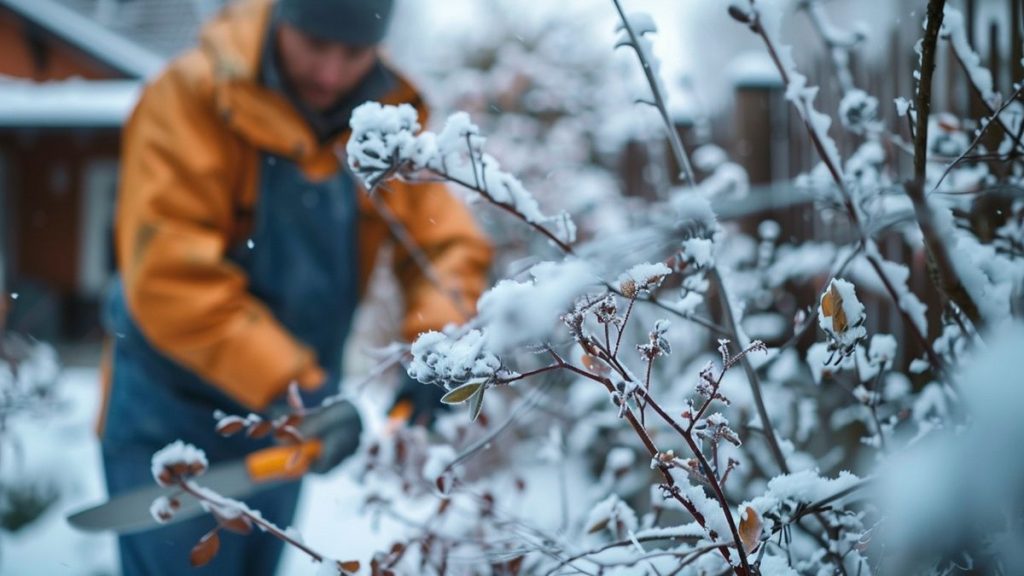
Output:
[821, 284, 848, 333]
[580, 354, 609, 374]
[189, 530, 220, 567]
[246, 419, 273, 439]
[212, 508, 252, 535]
[337, 560, 361, 574]
[215, 416, 246, 437]
[738, 506, 762, 555]
[274, 425, 304, 445]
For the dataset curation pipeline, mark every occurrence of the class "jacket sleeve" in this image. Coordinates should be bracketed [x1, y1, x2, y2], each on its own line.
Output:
[116, 61, 324, 411]
[390, 182, 493, 342]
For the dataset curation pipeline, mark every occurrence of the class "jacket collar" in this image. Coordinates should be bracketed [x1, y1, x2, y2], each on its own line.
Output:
[198, 0, 427, 171]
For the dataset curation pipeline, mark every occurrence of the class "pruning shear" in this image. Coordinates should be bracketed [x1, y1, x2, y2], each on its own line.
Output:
[67, 399, 414, 534]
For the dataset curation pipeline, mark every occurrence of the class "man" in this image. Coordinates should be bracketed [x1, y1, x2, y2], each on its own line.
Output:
[98, 0, 491, 574]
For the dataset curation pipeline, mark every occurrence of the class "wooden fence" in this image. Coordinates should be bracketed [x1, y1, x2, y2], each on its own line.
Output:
[620, 0, 1021, 367]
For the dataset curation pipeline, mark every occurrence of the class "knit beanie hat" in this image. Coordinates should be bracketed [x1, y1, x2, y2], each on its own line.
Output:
[277, 0, 395, 46]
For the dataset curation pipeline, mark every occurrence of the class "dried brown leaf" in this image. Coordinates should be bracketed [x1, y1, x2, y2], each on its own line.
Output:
[821, 284, 848, 333]
[215, 416, 246, 437]
[738, 506, 762, 555]
[337, 560, 361, 574]
[274, 425, 304, 445]
[189, 530, 220, 567]
[212, 508, 252, 535]
[246, 419, 273, 439]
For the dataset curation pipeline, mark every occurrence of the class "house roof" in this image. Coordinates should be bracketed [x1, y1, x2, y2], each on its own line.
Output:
[56, 0, 228, 64]
[0, 0, 229, 129]
[0, 0, 164, 78]
[0, 77, 141, 128]
[0, 0, 230, 79]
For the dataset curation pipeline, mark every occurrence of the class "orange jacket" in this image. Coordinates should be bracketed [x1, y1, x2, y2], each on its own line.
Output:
[111, 0, 491, 413]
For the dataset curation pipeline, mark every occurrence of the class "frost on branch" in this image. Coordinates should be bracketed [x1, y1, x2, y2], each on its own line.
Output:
[617, 262, 670, 298]
[346, 102, 576, 245]
[637, 318, 671, 360]
[614, 12, 668, 106]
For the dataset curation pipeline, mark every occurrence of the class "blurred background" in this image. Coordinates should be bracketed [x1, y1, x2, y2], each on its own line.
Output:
[0, 0, 1018, 574]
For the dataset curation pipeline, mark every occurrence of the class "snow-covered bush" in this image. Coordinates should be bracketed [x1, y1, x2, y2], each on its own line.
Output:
[0, 332, 62, 539]
[152, 1, 1024, 574]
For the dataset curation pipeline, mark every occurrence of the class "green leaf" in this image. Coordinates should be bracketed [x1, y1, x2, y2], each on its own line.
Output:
[440, 381, 484, 405]
[468, 385, 486, 422]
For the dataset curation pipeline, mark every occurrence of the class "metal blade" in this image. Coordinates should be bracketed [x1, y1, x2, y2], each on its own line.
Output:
[67, 460, 291, 534]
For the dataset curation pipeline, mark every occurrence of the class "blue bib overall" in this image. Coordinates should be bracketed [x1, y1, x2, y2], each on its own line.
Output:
[101, 154, 359, 576]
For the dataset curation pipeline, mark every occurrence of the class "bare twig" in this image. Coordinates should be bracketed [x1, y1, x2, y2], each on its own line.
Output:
[903, 0, 986, 326]
[548, 350, 745, 573]
[932, 85, 1024, 191]
[709, 269, 790, 474]
[610, 0, 697, 189]
[740, 0, 953, 370]
[366, 182, 473, 320]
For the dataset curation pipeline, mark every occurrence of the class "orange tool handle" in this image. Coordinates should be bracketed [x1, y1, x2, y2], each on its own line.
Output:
[245, 440, 323, 483]
[389, 399, 414, 422]
[385, 399, 414, 435]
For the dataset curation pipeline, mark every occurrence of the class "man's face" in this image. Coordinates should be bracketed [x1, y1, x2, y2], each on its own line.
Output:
[276, 23, 378, 112]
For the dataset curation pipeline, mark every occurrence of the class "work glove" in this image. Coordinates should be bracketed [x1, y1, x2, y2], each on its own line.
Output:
[296, 399, 363, 475]
[390, 375, 450, 429]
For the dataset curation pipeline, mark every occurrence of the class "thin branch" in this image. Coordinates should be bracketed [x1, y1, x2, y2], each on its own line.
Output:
[175, 479, 339, 568]
[946, 38, 1024, 155]
[610, 0, 697, 189]
[932, 84, 1024, 191]
[741, 0, 960, 362]
[547, 350, 742, 573]
[903, 0, 985, 326]
[709, 268, 790, 474]
[365, 181, 473, 320]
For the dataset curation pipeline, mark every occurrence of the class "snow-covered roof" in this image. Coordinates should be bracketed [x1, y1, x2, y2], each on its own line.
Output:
[0, 0, 165, 78]
[52, 0, 228, 63]
[728, 51, 784, 89]
[0, 78, 141, 128]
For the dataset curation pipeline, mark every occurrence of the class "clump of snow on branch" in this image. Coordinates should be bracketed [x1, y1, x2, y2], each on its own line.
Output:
[407, 329, 501, 389]
[585, 493, 638, 538]
[347, 102, 576, 245]
[151, 440, 208, 487]
[838, 89, 879, 134]
[478, 259, 599, 352]
[940, 6, 998, 107]
[617, 262, 671, 297]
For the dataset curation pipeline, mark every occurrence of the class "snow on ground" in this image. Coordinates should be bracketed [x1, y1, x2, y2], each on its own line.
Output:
[3, 366, 586, 575]
[0, 367, 117, 576]
[0, 367, 404, 575]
